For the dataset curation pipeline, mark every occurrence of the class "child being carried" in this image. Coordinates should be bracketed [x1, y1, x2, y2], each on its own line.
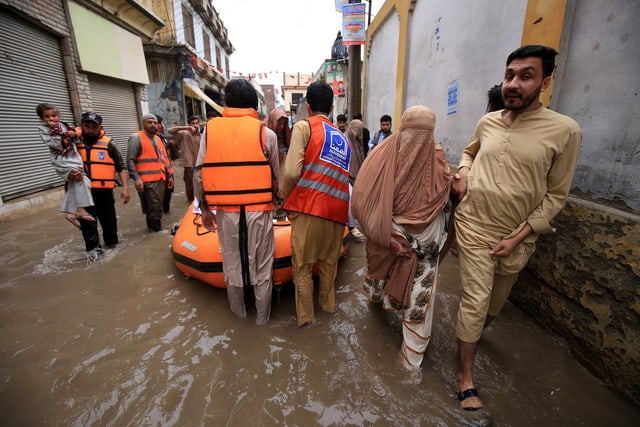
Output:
[36, 103, 95, 228]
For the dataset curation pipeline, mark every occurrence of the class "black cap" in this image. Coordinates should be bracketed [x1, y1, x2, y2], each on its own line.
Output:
[81, 112, 102, 125]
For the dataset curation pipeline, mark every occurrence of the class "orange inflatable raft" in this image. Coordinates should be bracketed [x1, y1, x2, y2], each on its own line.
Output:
[171, 203, 350, 288]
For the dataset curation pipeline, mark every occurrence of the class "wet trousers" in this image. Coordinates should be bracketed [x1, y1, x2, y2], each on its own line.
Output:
[290, 214, 344, 326]
[217, 209, 274, 325]
[363, 212, 447, 369]
[183, 167, 194, 202]
[138, 180, 164, 231]
[455, 231, 535, 342]
[79, 188, 119, 251]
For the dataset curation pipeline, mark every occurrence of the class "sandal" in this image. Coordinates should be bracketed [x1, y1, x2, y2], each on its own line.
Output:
[65, 214, 81, 229]
[457, 388, 483, 411]
[350, 227, 365, 240]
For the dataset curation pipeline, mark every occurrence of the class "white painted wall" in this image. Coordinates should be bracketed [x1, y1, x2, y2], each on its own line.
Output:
[403, 0, 526, 161]
[364, 10, 399, 133]
[554, 0, 640, 209]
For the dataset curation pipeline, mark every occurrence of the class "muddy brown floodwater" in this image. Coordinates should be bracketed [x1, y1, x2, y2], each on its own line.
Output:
[1, 179, 639, 426]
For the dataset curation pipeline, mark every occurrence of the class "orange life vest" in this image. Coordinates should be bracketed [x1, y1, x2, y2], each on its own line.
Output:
[201, 107, 273, 211]
[133, 131, 170, 183]
[283, 116, 351, 224]
[75, 128, 116, 189]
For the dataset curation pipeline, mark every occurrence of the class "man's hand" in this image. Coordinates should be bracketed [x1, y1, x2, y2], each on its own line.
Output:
[135, 178, 144, 193]
[489, 237, 519, 257]
[452, 166, 470, 199]
[121, 187, 131, 204]
[489, 223, 533, 257]
[201, 208, 217, 232]
[167, 176, 174, 189]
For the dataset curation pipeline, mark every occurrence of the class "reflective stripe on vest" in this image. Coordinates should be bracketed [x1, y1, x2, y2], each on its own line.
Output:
[201, 108, 273, 209]
[296, 162, 349, 201]
[134, 131, 166, 182]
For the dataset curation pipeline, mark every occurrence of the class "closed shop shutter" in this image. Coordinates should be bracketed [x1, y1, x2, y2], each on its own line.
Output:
[0, 10, 73, 201]
[87, 74, 140, 156]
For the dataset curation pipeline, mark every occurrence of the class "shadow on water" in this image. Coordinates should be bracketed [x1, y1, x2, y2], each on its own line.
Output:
[1, 179, 639, 426]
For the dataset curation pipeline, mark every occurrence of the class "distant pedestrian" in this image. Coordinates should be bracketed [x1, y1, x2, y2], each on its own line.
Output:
[281, 81, 351, 327]
[194, 79, 280, 325]
[353, 105, 453, 372]
[35, 103, 95, 229]
[345, 118, 365, 241]
[75, 112, 130, 251]
[155, 115, 174, 213]
[168, 115, 200, 203]
[336, 114, 347, 133]
[452, 45, 582, 414]
[368, 114, 393, 151]
[264, 108, 291, 168]
[352, 112, 370, 157]
[127, 114, 174, 232]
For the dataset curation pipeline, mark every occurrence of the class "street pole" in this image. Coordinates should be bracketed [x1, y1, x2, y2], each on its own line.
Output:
[347, 0, 362, 118]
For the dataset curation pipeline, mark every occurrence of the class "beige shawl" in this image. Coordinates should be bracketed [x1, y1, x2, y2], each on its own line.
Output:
[347, 119, 365, 182]
[352, 106, 451, 307]
[264, 108, 291, 147]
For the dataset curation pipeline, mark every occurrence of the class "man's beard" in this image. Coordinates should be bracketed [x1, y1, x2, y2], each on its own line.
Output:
[503, 84, 542, 112]
[83, 134, 99, 144]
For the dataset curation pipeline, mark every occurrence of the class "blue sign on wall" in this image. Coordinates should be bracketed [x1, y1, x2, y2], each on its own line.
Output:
[447, 80, 459, 116]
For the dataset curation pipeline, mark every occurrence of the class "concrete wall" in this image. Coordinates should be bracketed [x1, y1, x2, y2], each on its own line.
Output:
[364, 0, 640, 408]
[554, 0, 640, 210]
[512, 198, 640, 408]
[403, 0, 526, 160]
[363, 7, 399, 131]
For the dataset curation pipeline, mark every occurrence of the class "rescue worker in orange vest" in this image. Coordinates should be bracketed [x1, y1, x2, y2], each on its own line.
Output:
[126, 114, 174, 232]
[194, 79, 280, 325]
[281, 81, 352, 327]
[74, 112, 130, 252]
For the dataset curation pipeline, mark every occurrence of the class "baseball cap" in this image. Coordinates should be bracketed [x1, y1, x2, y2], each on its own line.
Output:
[81, 112, 102, 125]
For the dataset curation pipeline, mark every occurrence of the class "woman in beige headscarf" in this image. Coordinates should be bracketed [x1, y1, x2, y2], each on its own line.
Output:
[346, 118, 366, 239]
[346, 118, 365, 183]
[352, 105, 453, 371]
[264, 108, 291, 168]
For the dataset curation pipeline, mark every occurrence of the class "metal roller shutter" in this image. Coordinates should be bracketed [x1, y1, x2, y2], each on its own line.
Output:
[87, 74, 140, 156]
[0, 10, 73, 201]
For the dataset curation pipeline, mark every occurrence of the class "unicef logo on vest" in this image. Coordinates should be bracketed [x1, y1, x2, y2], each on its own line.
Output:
[319, 122, 351, 171]
[99, 152, 105, 160]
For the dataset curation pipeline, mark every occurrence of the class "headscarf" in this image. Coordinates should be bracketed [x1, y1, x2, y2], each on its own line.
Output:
[264, 109, 291, 149]
[346, 119, 365, 181]
[352, 105, 451, 307]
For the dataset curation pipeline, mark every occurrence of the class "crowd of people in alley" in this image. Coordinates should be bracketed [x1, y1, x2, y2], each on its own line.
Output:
[36, 45, 582, 422]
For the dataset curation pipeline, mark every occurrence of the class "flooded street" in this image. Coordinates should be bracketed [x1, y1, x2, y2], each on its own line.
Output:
[1, 179, 638, 426]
